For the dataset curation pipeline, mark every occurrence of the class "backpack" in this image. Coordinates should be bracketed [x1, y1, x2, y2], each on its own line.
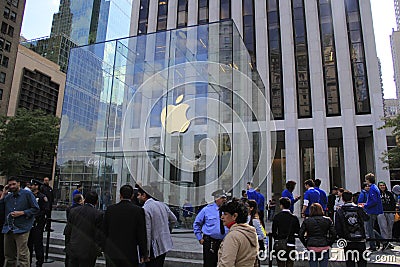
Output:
[338, 207, 364, 241]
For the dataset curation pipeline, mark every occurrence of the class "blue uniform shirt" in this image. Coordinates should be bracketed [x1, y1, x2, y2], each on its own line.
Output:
[364, 184, 383, 215]
[315, 187, 327, 210]
[282, 189, 299, 213]
[193, 202, 228, 241]
[247, 189, 259, 203]
[303, 187, 320, 216]
[256, 192, 265, 211]
[1, 189, 39, 234]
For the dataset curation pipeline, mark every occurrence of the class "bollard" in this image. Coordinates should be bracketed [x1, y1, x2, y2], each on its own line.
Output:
[268, 233, 273, 267]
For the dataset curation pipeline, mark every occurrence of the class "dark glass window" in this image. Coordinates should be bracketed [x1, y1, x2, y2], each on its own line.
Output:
[243, 0, 256, 66]
[7, 25, 13, 37]
[11, 0, 18, 8]
[10, 11, 16, 22]
[292, 0, 311, 118]
[0, 89, 3, 100]
[198, 0, 209, 24]
[3, 8, 10, 19]
[0, 72, 5, 84]
[0, 38, 4, 50]
[157, 0, 168, 31]
[177, 0, 188, 28]
[220, 0, 231, 20]
[318, 0, 340, 116]
[4, 41, 11, 52]
[1, 56, 8, 68]
[138, 0, 149, 35]
[1, 22, 7, 34]
[344, 0, 370, 114]
[267, 0, 283, 119]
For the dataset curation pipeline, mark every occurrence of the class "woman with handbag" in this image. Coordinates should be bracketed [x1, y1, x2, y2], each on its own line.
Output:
[272, 197, 300, 267]
[299, 203, 336, 267]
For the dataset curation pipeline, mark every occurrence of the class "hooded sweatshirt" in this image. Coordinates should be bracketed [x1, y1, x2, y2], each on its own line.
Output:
[217, 223, 258, 267]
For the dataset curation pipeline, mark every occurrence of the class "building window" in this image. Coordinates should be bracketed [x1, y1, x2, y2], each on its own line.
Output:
[243, 0, 256, 66]
[10, 11, 16, 22]
[299, 129, 315, 183]
[138, 0, 149, 35]
[0, 89, 3, 100]
[3, 7, 10, 19]
[0, 38, 4, 50]
[198, 0, 209, 24]
[1, 22, 7, 34]
[220, 0, 231, 20]
[318, 0, 340, 116]
[344, 0, 371, 114]
[1, 56, 8, 68]
[12, 0, 19, 8]
[177, 0, 188, 28]
[157, 0, 168, 31]
[328, 128, 345, 188]
[4, 41, 10, 52]
[292, 0, 312, 118]
[7, 25, 13, 37]
[267, 0, 284, 119]
[0, 72, 5, 83]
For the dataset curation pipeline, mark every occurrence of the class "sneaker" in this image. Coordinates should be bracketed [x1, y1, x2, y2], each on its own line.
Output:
[382, 243, 392, 250]
[388, 243, 395, 249]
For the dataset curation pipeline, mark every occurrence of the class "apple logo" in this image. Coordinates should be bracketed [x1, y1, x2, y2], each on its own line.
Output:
[161, 94, 191, 134]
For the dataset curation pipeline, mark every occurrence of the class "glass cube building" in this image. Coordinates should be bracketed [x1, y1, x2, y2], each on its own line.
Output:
[56, 21, 272, 206]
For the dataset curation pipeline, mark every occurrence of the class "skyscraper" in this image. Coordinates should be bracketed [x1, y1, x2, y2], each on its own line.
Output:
[0, 0, 26, 115]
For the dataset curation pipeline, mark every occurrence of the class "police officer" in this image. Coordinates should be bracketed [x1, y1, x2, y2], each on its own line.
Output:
[28, 179, 49, 267]
[41, 177, 54, 232]
[193, 189, 228, 267]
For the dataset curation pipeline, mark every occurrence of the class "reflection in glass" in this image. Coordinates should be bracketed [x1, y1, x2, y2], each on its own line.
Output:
[299, 129, 314, 185]
[318, 0, 340, 115]
[267, 0, 283, 119]
[292, 0, 311, 118]
[177, 0, 188, 28]
[271, 131, 285, 200]
[220, 0, 231, 20]
[198, 0, 209, 25]
[243, 0, 256, 66]
[344, 0, 370, 114]
[138, 0, 150, 35]
[328, 128, 344, 188]
[157, 0, 168, 31]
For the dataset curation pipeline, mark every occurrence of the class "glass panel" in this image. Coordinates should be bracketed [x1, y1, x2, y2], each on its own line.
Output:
[328, 128, 345, 189]
[299, 129, 314, 186]
[271, 131, 285, 200]
[220, 0, 231, 20]
[357, 126, 375, 185]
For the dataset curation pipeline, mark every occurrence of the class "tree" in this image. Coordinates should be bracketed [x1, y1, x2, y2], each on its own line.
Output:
[380, 114, 400, 169]
[0, 108, 60, 177]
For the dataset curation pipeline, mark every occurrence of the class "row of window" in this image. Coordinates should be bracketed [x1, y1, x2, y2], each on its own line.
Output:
[0, 37, 12, 52]
[3, 7, 17, 22]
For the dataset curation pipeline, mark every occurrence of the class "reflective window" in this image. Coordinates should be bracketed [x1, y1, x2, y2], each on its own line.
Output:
[157, 0, 168, 31]
[271, 131, 285, 199]
[0, 72, 5, 83]
[1, 22, 7, 34]
[3, 7, 10, 19]
[292, 0, 311, 118]
[299, 129, 315, 184]
[7, 26, 13, 37]
[243, 0, 256, 66]
[10, 11, 16, 22]
[344, 0, 370, 114]
[267, 0, 284, 119]
[138, 0, 150, 35]
[0, 89, 3, 100]
[328, 128, 345, 188]
[220, 0, 231, 20]
[1, 56, 8, 68]
[318, 0, 340, 115]
[177, 0, 188, 28]
[198, 0, 209, 25]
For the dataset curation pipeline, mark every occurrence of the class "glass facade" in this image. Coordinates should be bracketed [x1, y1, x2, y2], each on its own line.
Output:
[138, 0, 150, 35]
[57, 21, 270, 207]
[318, 0, 340, 116]
[242, 0, 256, 66]
[344, 0, 371, 114]
[292, 0, 311, 118]
[220, 0, 231, 20]
[157, 0, 168, 31]
[267, 0, 283, 119]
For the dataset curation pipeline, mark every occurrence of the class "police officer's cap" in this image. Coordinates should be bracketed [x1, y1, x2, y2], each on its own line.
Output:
[212, 189, 227, 199]
[30, 179, 43, 187]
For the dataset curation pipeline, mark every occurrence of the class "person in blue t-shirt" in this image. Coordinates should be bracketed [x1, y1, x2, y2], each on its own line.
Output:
[281, 181, 301, 213]
[246, 182, 259, 203]
[301, 179, 320, 218]
[314, 179, 328, 211]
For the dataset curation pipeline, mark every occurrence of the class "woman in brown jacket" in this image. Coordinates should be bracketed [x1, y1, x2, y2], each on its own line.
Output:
[218, 200, 259, 267]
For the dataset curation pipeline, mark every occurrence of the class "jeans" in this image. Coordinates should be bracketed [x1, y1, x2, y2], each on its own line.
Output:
[4, 232, 30, 267]
[308, 250, 329, 267]
[344, 242, 367, 267]
[377, 213, 394, 240]
[366, 214, 379, 249]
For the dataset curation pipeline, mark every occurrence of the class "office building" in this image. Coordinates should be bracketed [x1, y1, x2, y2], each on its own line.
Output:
[0, 0, 26, 115]
[57, 0, 389, 208]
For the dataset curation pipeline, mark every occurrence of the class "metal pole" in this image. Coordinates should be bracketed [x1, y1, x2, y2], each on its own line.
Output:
[43, 218, 54, 263]
[268, 233, 273, 267]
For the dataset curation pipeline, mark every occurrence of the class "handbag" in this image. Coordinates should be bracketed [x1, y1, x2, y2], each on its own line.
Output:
[395, 212, 400, 223]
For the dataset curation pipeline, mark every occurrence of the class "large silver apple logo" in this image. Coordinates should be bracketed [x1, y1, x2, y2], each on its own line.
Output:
[161, 94, 191, 134]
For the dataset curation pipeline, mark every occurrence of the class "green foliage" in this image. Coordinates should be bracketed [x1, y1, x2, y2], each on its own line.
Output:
[0, 109, 60, 176]
[380, 114, 400, 169]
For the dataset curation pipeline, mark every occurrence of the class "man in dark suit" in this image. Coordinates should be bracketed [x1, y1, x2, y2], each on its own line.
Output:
[103, 185, 147, 267]
[65, 191, 103, 267]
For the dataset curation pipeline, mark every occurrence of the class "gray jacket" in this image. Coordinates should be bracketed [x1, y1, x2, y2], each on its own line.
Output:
[143, 198, 177, 258]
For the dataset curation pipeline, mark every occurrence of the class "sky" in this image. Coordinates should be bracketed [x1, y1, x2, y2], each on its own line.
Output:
[21, 0, 398, 99]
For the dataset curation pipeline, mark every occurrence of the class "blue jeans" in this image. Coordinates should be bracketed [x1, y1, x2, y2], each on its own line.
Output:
[309, 250, 329, 267]
[366, 214, 380, 249]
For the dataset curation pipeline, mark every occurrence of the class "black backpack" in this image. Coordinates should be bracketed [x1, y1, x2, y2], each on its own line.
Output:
[338, 207, 364, 241]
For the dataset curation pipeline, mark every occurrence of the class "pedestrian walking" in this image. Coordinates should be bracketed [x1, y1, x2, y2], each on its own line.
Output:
[363, 173, 383, 251]
[314, 179, 327, 211]
[327, 186, 338, 220]
[103, 185, 147, 267]
[334, 188, 345, 211]
[377, 181, 396, 250]
[272, 197, 300, 267]
[28, 180, 49, 267]
[65, 191, 103, 267]
[335, 191, 369, 267]
[41, 177, 54, 232]
[0, 177, 39, 267]
[193, 189, 228, 267]
[299, 203, 336, 267]
[301, 179, 320, 218]
[218, 200, 258, 267]
[281, 181, 301, 213]
[137, 186, 177, 267]
[267, 198, 276, 221]
[247, 199, 266, 260]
